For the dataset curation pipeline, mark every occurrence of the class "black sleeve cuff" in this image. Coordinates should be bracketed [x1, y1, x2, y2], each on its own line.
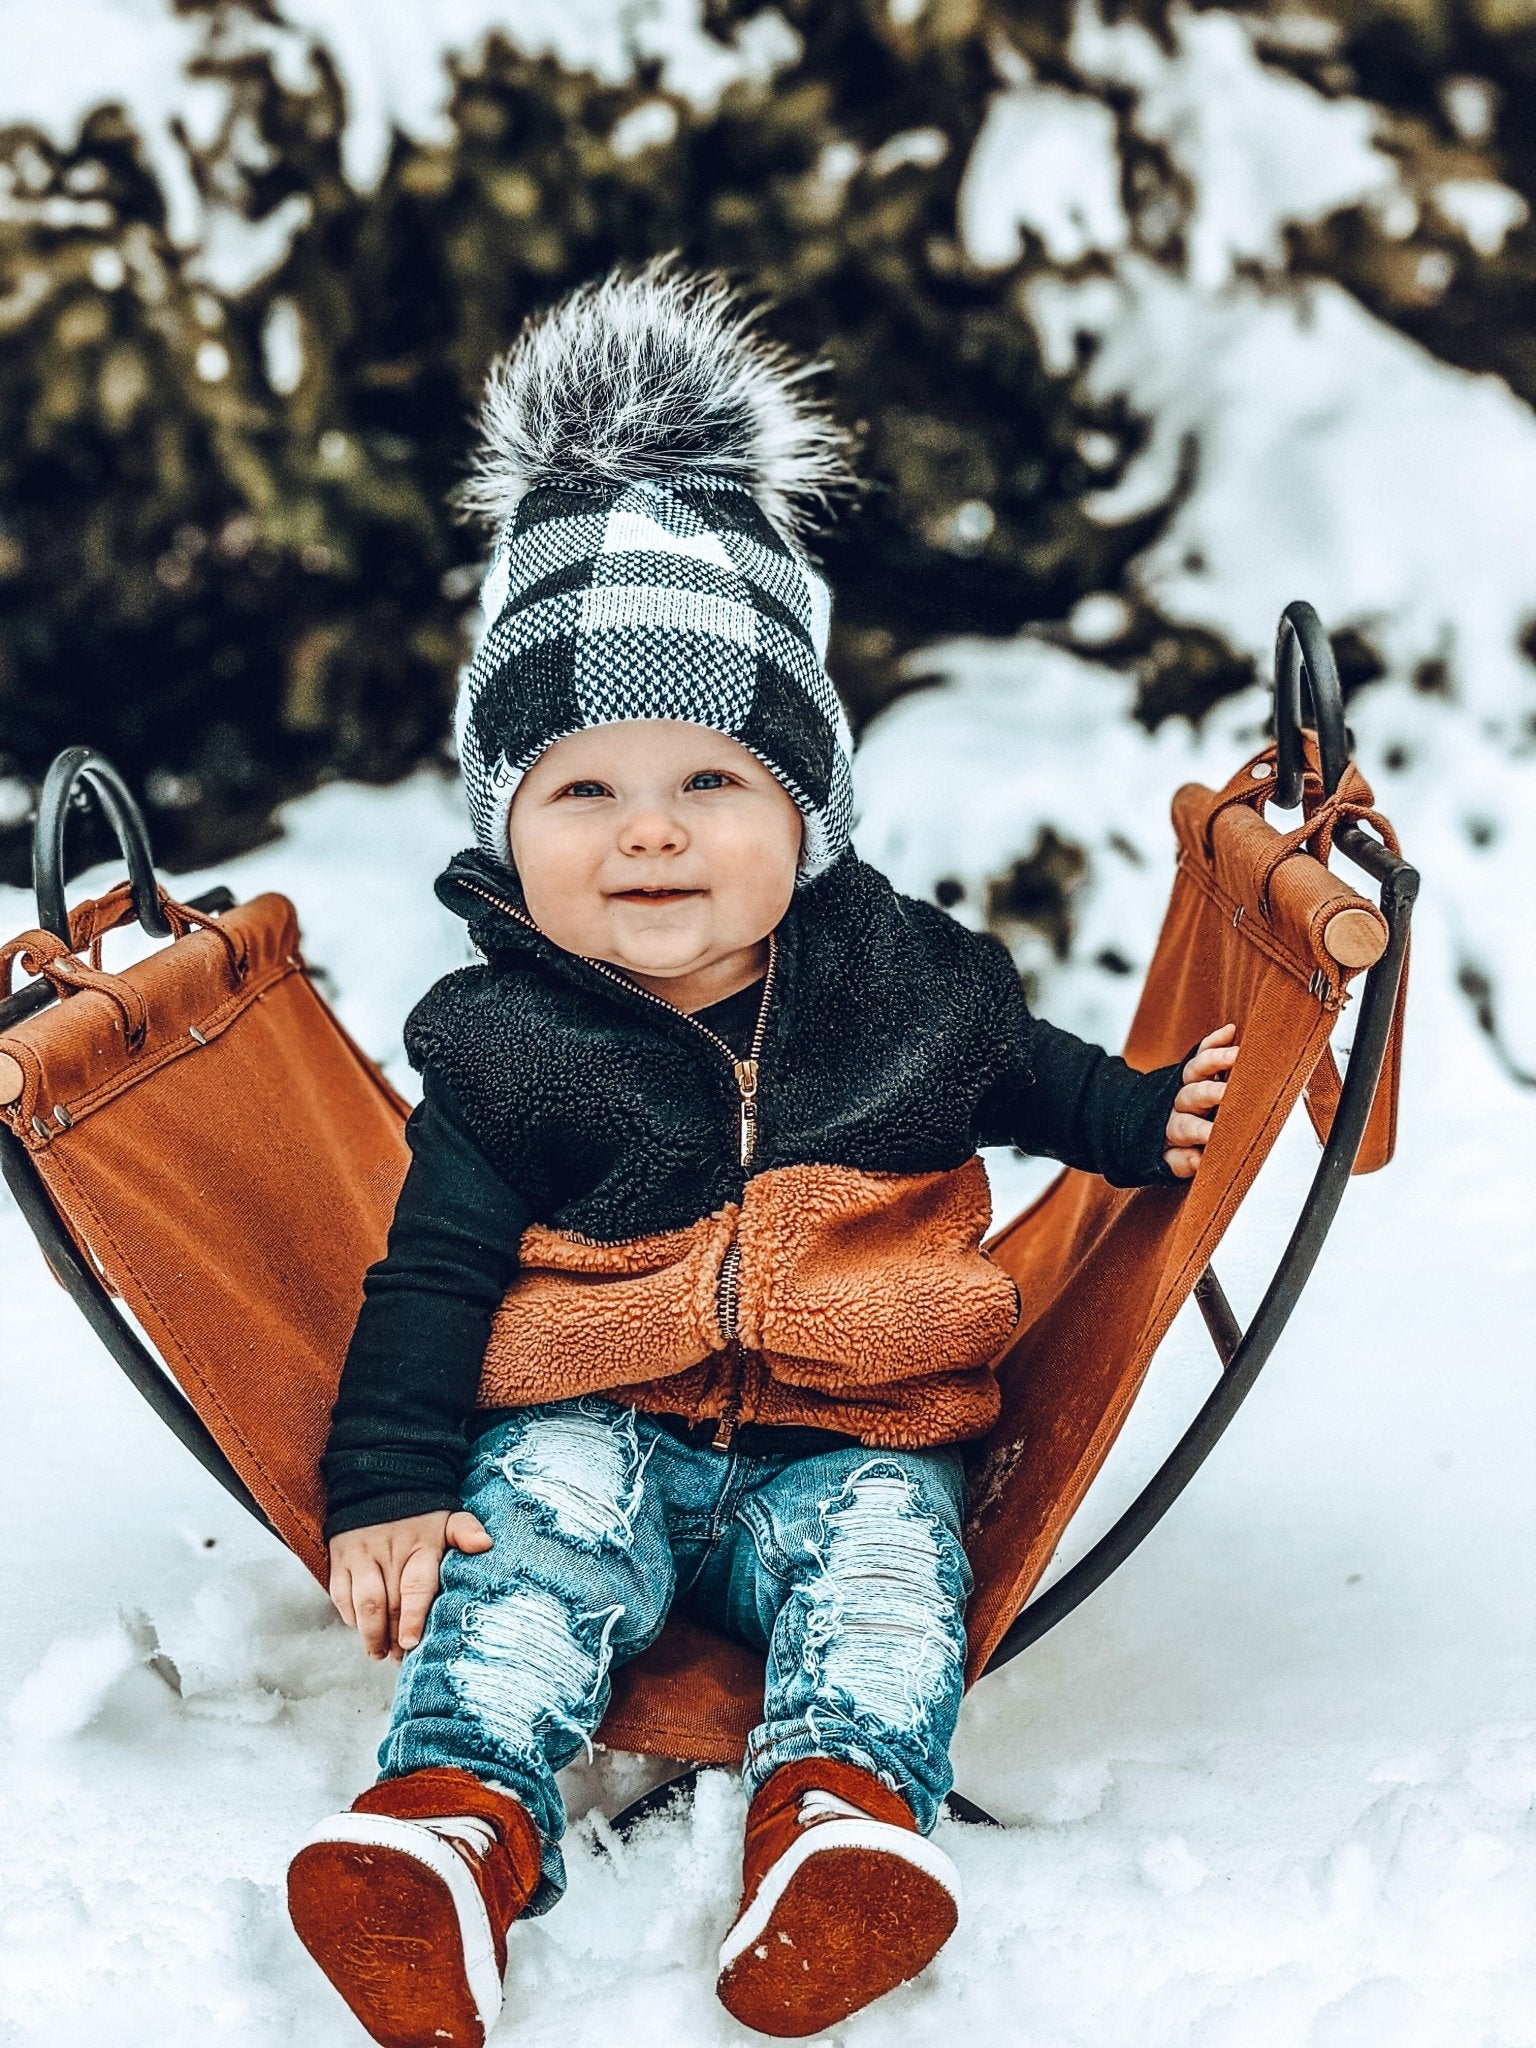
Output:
[322, 1488, 465, 1546]
[1108, 1052, 1193, 1188]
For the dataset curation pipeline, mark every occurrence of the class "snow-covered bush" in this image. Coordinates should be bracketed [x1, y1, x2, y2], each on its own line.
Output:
[1, 0, 1532, 1067]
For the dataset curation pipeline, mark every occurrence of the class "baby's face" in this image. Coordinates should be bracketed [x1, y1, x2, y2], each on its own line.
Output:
[507, 721, 802, 987]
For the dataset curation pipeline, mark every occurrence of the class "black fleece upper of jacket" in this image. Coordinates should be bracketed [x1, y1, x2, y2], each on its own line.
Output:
[320, 846, 1189, 1541]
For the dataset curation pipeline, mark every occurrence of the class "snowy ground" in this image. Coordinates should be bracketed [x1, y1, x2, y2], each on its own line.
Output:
[1, 748, 1531, 2047]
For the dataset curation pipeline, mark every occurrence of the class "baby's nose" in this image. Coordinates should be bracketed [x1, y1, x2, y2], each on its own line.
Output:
[621, 805, 687, 852]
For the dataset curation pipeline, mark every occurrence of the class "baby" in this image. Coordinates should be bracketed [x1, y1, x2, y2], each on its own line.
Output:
[286, 260, 1236, 2046]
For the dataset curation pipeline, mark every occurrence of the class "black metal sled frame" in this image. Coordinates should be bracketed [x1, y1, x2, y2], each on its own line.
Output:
[0, 603, 1418, 1722]
[981, 601, 1417, 1671]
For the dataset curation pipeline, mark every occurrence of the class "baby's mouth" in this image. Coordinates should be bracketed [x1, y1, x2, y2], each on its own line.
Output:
[609, 887, 703, 903]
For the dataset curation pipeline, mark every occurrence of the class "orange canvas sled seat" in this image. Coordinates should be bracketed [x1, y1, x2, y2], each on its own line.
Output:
[0, 609, 1415, 1780]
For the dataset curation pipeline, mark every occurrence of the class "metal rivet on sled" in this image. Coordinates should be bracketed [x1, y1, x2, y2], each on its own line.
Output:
[188, 1026, 208, 1046]
[52, 1104, 73, 1128]
[1231, 904, 1245, 927]
[31, 1115, 50, 1140]
[1251, 762, 1273, 779]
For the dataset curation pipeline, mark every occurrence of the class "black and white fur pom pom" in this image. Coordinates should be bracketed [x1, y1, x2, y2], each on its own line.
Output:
[451, 253, 859, 547]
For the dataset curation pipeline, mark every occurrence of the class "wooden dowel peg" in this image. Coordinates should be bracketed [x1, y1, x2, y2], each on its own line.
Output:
[1322, 906, 1387, 968]
[0, 1050, 23, 1106]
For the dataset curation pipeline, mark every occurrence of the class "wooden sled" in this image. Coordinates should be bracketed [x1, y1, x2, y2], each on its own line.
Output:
[0, 601, 1415, 1830]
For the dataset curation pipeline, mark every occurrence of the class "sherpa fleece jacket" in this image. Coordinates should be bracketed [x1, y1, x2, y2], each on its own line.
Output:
[320, 846, 1189, 1541]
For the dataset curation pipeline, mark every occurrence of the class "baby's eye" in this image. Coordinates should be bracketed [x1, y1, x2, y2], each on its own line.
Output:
[558, 780, 610, 799]
[686, 771, 734, 791]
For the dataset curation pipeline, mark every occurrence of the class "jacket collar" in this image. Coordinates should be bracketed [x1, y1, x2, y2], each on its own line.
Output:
[433, 845, 828, 1043]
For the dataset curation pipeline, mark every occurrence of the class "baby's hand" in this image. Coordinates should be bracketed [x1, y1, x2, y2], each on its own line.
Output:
[1163, 1023, 1240, 1180]
[327, 1509, 493, 1663]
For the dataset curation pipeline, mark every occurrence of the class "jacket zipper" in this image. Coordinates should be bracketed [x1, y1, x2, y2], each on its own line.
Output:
[455, 876, 775, 1450]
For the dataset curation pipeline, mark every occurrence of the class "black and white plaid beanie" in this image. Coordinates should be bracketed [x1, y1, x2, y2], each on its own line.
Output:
[450, 256, 859, 885]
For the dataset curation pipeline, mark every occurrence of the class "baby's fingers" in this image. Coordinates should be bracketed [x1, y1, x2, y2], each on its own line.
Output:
[1184, 1042, 1240, 1084]
[1164, 1145, 1203, 1179]
[1166, 1109, 1219, 1150]
[396, 1547, 444, 1656]
[1173, 1077, 1227, 1116]
[445, 1511, 493, 1553]
[349, 1560, 392, 1661]
[328, 1562, 355, 1632]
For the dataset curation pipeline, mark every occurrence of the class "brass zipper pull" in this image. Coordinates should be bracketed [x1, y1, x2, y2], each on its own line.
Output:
[711, 1415, 736, 1451]
[466, 877, 778, 1177]
[734, 1058, 759, 1169]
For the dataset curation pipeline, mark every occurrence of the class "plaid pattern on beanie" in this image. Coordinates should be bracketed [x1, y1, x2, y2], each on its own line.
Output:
[455, 469, 854, 883]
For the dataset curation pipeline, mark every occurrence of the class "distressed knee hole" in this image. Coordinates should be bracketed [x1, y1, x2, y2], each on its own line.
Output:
[495, 1404, 655, 1550]
[801, 1462, 964, 1732]
[447, 1583, 623, 1766]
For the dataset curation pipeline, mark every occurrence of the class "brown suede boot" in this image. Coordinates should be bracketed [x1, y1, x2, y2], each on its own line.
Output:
[286, 1765, 542, 2048]
[716, 1757, 961, 2038]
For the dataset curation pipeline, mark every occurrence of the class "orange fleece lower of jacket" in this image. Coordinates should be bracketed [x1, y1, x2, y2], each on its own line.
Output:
[477, 1156, 1022, 1447]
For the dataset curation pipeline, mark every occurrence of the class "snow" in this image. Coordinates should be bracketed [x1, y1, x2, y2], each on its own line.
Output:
[868, 126, 949, 176]
[1029, 256, 1536, 746]
[960, 81, 1128, 268]
[195, 194, 315, 301]
[1441, 75, 1499, 146]
[1022, 258, 1536, 1072]
[608, 100, 681, 162]
[260, 296, 305, 398]
[0, 1, 205, 259]
[947, 0, 1536, 1078]
[0, 0, 800, 292]
[967, 0, 1536, 1075]
[1066, 0, 1397, 289]
[1432, 177, 1529, 258]
[244, 0, 798, 192]
[854, 637, 1267, 1049]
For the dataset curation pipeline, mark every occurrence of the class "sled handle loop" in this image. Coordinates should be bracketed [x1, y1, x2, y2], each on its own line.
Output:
[1274, 601, 1349, 807]
[33, 748, 170, 943]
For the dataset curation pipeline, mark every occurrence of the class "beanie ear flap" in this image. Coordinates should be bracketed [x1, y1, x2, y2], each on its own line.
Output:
[453, 669, 517, 872]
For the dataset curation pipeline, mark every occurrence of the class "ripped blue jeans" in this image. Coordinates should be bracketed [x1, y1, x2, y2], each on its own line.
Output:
[376, 1397, 972, 1915]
